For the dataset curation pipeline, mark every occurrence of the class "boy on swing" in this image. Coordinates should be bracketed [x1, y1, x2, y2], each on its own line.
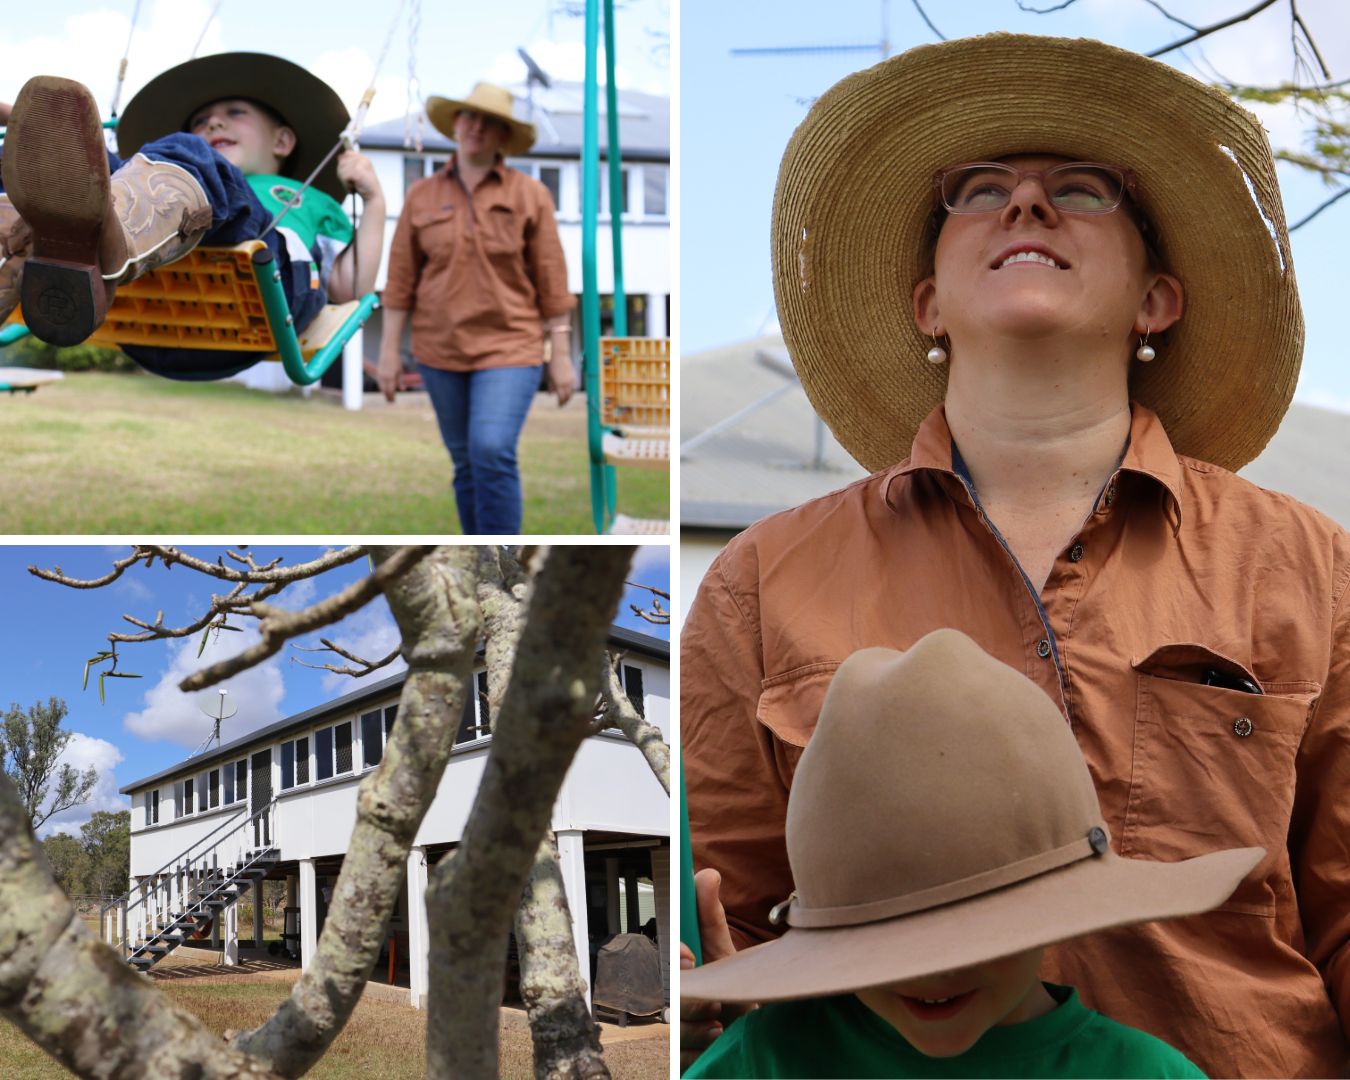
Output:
[0, 52, 386, 379]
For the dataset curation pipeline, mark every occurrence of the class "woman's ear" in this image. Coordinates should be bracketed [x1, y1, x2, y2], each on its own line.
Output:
[913, 275, 942, 336]
[1135, 271, 1184, 335]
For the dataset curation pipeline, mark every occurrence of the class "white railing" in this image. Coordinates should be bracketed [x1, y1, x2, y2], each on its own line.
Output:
[102, 797, 278, 959]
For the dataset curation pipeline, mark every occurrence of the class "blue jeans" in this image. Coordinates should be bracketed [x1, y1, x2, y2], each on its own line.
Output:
[418, 362, 544, 534]
[1, 133, 320, 379]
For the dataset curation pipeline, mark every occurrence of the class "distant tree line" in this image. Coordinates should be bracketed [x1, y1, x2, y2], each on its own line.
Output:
[40, 811, 131, 900]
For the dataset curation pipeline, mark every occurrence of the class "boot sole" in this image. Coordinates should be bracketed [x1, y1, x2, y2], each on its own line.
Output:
[2, 76, 111, 345]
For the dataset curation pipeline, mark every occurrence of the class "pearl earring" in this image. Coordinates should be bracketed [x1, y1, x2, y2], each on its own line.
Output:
[926, 333, 948, 364]
[1135, 329, 1156, 363]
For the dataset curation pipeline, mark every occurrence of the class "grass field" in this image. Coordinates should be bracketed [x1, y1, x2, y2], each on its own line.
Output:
[0, 373, 668, 534]
[0, 967, 668, 1079]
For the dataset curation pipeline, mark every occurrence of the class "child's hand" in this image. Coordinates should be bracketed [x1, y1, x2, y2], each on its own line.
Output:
[336, 151, 382, 202]
[0, 101, 11, 125]
[680, 869, 750, 1071]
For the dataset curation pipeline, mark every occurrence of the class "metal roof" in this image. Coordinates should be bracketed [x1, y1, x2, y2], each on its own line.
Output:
[359, 81, 669, 162]
[121, 625, 668, 794]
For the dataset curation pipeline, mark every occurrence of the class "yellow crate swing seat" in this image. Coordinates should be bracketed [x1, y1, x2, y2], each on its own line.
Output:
[588, 336, 670, 534]
[0, 239, 378, 385]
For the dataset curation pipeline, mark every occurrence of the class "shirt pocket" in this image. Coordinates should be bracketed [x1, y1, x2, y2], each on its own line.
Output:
[756, 663, 841, 786]
[482, 204, 524, 261]
[412, 207, 457, 259]
[1122, 642, 1318, 916]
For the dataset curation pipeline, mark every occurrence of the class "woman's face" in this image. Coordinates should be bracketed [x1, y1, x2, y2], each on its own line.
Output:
[913, 154, 1181, 353]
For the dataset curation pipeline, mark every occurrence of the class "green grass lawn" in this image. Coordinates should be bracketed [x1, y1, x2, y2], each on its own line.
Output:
[0, 373, 668, 534]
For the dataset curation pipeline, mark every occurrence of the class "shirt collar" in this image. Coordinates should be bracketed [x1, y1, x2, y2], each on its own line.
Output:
[882, 401, 1185, 529]
[446, 152, 505, 183]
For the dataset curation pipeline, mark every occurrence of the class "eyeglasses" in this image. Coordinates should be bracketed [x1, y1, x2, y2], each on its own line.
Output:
[935, 162, 1136, 215]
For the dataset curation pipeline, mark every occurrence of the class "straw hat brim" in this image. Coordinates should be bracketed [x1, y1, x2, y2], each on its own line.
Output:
[117, 52, 351, 202]
[681, 846, 1262, 1003]
[772, 34, 1302, 473]
[425, 95, 537, 158]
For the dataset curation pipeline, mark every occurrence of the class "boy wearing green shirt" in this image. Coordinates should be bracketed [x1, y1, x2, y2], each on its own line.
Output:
[681, 630, 1261, 1078]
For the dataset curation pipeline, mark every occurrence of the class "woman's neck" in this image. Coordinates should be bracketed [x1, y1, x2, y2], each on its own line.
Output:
[455, 153, 495, 191]
[942, 338, 1132, 509]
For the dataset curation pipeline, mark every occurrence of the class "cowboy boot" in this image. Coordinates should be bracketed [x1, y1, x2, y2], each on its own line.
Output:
[0, 194, 32, 324]
[2, 75, 212, 347]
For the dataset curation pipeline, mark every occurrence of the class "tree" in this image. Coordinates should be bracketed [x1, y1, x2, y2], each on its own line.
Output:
[0, 696, 98, 832]
[80, 810, 131, 899]
[40, 832, 90, 898]
[0, 544, 669, 1079]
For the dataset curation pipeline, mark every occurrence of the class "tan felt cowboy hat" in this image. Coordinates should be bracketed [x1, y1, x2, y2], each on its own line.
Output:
[681, 630, 1262, 1003]
[117, 52, 351, 202]
[425, 82, 537, 158]
[772, 33, 1302, 474]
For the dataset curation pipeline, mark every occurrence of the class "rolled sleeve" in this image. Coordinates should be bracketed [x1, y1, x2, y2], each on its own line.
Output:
[683, 545, 795, 951]
[525, 192, 575, 320]
[381, 185, 426, 312]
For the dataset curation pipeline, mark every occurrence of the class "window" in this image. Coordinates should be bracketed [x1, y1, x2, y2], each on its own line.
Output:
[403, 155, 426, 193]
[384, 705, 397, 741]
[223, 763, 234, 804]
[281, 740, 296, 790]
[598, 294, 648, 337]
[209, 769, 220, 809]
[622, 664, 646, 718]
[175, 781, 185, 819]
[296, 737, 309, 785]
[456, 672, 493, 746]
[602, 166, 630, 216]
[335, 721, 353, 774]
[235, 760, 247, 804]
[540, 165, 561, 210]
[316, 727, 334, 781]
[361, 709, 383, 768]
[145, 790, 159, 827]
[184, 777, 195, 815]
[643, 166, 667, 217]
[199, 774, 210, 811]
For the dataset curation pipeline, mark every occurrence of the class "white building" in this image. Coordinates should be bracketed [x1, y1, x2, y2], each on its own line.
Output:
[116, 626, 670, 1011]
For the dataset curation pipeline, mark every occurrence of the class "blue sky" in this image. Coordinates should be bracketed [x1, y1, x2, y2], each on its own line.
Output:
[0, 0, 671, 121]
[682, 0, 1350, 411]
[0, 545, 670, 837]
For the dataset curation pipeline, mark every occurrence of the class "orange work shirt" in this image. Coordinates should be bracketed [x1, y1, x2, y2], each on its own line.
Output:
[683, 403, 1350, 1079]
[382, 155, 575, 371]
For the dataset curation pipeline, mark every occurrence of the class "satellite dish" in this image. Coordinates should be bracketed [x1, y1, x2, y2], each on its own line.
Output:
[517, 47, 552, 89]
[197, 688, 238, 752]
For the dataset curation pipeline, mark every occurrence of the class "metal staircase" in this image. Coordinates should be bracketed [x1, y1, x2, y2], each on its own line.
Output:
[101, 797, 279, 972]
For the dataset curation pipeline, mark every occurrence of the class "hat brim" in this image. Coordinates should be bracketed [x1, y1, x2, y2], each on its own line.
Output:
[425, 95, 536, 158]
[771, 34, 1301, 473]
[681, 846, 1262, 1003]
[117, 53, 350, 202]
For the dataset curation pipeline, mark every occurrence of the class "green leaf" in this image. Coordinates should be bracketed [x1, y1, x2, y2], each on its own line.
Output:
[198, 626, 211, 658]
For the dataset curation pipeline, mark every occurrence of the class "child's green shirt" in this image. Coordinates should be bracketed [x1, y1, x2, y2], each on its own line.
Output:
[684, 984, 1206, 1079]
[244, 174, 352, 291]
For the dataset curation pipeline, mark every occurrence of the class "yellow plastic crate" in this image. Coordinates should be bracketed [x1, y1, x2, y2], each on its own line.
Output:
[600, 336, 669, 430]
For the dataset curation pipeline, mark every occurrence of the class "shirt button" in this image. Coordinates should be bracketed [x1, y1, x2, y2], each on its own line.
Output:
[1104, 484, 1117, 507]
[1233, 717, 1253, 737]
[1069, 543, 1084, 562]
[1036, 639, 1051, 659]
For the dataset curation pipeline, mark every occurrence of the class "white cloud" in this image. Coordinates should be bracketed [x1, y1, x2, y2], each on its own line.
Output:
[37, 732, 127, 839]
[628, 545, 668, 584]
[121, 627, 285, 749]
[315, 604, 406, 693]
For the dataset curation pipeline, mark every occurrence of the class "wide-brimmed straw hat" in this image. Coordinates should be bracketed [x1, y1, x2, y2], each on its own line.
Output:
[425, 82, 536, 158]
[772, 34, 1301, 474]
[117, 52, 350, 201]
[681, 630, 1262, 1003]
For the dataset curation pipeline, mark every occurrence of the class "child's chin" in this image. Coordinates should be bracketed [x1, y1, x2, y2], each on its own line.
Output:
[907, 1032, 983, 1059]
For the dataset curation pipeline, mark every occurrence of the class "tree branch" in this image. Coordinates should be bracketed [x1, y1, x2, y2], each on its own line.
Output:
[230, 546, 483, 1076]
[1147, 0, 1280, 58]
[910, 0, 946, 40]
[179, 547, 432, 692]
[1289, 184, 1350, 229]
[289, 640, 403, 677]
[599, 652, 670, 795]
[426, 545, 635, 1078]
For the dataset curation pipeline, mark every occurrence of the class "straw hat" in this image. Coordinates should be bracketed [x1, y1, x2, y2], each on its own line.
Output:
[425, 82, 537, 158]
[681, 630, 1262, 1003]
[772, 34, 1301, 474]
[117, 53, 350, 202]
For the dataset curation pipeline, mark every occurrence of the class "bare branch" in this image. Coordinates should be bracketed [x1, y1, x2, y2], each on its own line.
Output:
[290, 640, 403, 677]
[1014, 0, 1079, 13]
[179, 547, 431, 692]
[1147, 0, 1280, 58]
[599, 652, 670, 794]
[27, 548, 149, 589]
[1289, 185, 1350, 229]
[910, 0, 946, 40]
[1290, 0, 1331, 81]
[1140, 0, 1198, 31]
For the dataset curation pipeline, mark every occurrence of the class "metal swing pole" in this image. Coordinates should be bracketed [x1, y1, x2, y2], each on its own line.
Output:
[583, 0, 616, 533]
